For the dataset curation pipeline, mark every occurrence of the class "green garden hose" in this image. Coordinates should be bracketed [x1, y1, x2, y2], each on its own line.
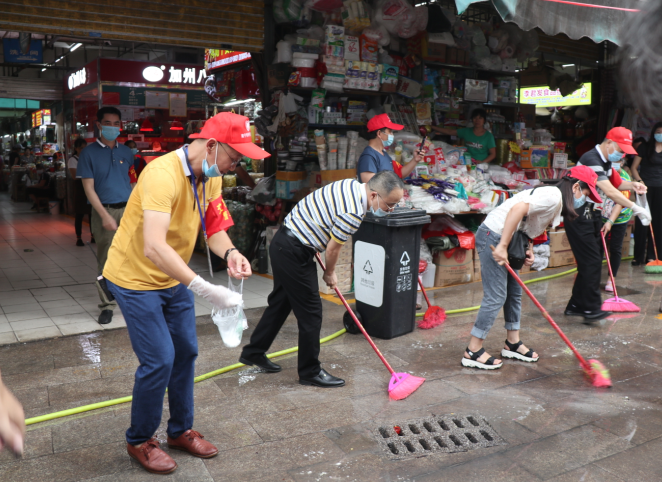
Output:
[25, 257, 632, 426]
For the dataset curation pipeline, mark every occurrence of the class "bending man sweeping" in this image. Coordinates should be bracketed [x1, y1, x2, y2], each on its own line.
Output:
[239, 170, 404, 388]
[103, 113, 269, 475]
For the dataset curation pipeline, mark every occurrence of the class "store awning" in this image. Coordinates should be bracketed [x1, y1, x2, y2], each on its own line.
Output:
[455, 0, 642, 45]
[1, 0, 265, 52]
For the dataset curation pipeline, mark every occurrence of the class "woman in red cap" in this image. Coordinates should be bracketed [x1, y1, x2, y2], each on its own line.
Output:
[564, 129, 650, 321]
[462, 168, 599, 369]
[357, 113, 423, 182]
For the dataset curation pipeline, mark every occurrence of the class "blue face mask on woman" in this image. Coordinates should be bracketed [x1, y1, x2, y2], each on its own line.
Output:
[655, 133, 662, 143]
[101, 126, 120, 142]
[131, 148, 139, 156]
[573, 194, 586, 209]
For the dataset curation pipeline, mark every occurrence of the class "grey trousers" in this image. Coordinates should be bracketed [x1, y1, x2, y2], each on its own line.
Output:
[91, 206, 124, 311]
[471, 224, 522, 340]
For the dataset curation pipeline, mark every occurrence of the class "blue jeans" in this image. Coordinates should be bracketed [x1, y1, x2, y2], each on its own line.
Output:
[471, 224, 522, 339]
[107, 280, 198, 445]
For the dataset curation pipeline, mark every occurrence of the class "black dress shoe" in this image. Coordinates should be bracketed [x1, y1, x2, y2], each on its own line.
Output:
[632, 260, 643, 267]
[583, 310, 612, 321]
[564, 308, 585, 317]
[299, 369, 345, 388]
[76, 239, 85, 247]
[98, 310, 113, 325]
[239, 354, 282, 373]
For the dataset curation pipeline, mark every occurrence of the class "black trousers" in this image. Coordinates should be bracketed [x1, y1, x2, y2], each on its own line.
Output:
[601, 221, 628, 277]
[240, 229, 323, 379]
[645, 186, 662, 261]
[565, 203, 602, 312]
[633, 216, 647, 264]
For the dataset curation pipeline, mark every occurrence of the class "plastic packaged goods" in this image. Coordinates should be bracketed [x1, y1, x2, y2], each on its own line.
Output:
[273, 0, 303, 23]
[211, 278, 247, 348]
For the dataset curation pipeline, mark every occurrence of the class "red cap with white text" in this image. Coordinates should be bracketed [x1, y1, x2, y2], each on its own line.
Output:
[605, 127, 637, 155]
[189, 112, 270, 159]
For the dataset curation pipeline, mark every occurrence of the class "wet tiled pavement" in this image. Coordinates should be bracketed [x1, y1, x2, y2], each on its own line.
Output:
[0, 193, 272, 343]
[1, 256, 662, 481]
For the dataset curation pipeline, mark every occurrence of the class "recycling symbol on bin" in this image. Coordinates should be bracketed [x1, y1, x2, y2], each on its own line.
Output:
[363, 260, 373, 275]
[400, 251, 410, 266]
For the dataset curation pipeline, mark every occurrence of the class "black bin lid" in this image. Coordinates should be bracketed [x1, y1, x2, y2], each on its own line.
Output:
[363, 206, 431, 226]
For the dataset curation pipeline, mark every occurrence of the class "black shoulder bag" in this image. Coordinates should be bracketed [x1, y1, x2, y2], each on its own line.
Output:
[507, 188, 536, 270]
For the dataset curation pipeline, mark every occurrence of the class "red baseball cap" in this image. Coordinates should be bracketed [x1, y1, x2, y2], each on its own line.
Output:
[605, 127, 637, 155]
[569, 165, 602, 203]
[367, 113, 404, 132]
[189, 112, 271, 159]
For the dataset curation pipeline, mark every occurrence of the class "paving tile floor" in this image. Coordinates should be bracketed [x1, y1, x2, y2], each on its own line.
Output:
[1, 240, 662, 480]
[0, 193, 272, 344]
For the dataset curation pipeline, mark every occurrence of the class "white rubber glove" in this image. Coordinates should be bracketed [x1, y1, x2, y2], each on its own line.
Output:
[188, 275, 242, 310]
[631, 203, 652, 225]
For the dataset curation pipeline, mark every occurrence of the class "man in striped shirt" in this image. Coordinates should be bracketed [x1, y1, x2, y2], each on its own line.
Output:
[240, 171, 404, 387]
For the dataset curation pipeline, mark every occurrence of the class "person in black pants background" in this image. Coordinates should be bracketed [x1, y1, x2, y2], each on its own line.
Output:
[68, 138, 93, 246]
[627, 137, 646, 265]
[564, 128, 650, 321]
[631, 123, 662, 264]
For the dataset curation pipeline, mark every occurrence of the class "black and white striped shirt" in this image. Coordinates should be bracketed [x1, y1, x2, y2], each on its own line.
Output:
[284, 179, 366, 251]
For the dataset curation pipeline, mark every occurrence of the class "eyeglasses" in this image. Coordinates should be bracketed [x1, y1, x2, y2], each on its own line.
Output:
[222, 144, 242, 167]
[373, 191, 398, 211]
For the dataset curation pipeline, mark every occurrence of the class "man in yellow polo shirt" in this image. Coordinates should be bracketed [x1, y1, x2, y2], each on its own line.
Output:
[103, 112, 270, 475]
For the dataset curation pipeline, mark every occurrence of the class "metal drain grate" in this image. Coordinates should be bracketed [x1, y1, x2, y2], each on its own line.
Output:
[373, 414, 505, 459]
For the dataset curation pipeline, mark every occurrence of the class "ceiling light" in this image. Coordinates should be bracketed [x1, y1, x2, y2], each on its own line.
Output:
[41, 68, 47, 72]
[140, 119, 154, 132]
[562, 64, 575, 68]
[70, 43, 82, 52]
[170, 120, 184, 131]
[223, 98, 255, 106]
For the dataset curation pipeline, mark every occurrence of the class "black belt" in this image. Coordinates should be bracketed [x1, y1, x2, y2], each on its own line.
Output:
[102, 202, 127, 209]
[282, 226, 316, 252]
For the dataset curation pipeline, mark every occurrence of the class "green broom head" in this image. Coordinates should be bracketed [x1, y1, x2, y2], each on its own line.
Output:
[644, 260, 662, 273]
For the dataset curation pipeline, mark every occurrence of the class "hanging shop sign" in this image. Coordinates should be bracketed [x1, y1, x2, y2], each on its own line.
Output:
[519, 83, 592, 107]
[101, 85, 207, 110]
[32, 109, 51, 127]
[99, 59, 206, 86]
[3, 39, 43, 64]
[68, 68, 87, 91]
[204, 49, 252, 72]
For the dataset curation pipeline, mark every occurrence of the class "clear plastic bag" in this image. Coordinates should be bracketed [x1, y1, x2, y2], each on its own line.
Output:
[636, 192, 651, 226]
[211, 278, 248, 348]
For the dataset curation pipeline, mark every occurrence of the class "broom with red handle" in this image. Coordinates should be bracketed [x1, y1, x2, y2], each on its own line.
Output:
[601, 232, 640, 312]
[490, 246, 611, 388]
[315, 253, 425, 400]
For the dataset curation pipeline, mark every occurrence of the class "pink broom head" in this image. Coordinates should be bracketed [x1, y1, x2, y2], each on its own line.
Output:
[587, 359, 612, 388]
[418, 306, 446, 329]
[388, 372, 425, 401]
[601, 297, 640, 313]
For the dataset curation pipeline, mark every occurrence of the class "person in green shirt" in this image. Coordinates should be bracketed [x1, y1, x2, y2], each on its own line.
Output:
[431, 108, 496, 163]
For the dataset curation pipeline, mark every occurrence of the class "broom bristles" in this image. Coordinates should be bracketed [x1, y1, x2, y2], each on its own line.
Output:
[418, 306, 446, 329]
[388, 373, 425, 400]
[645, 261, 662, 273]
[602, 297, 640, 313]
[587, 359, 612, 388]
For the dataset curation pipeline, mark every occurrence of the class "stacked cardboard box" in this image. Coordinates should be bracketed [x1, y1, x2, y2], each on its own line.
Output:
[316, 236, 353, 295]
[433, 248, 473, 287]
[548, 229, 576, 268]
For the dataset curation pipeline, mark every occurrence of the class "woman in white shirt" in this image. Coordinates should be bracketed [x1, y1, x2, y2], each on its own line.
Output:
[462, 165, 603, 370]
[68, 138, 92, 246]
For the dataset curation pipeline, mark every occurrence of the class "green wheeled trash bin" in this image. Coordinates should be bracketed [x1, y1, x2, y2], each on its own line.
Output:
[352, 207, 430, 339]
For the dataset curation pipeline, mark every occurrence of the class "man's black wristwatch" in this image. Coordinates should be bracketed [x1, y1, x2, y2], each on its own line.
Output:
[224, 248, 238, 260]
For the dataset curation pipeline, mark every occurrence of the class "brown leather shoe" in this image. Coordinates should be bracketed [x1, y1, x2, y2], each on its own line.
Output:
[127, 438, 177, 475]
[167, 430, 218, 458]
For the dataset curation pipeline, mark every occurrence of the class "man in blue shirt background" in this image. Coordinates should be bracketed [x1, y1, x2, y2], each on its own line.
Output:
[77, 106, 135, 325]
[357, 113, 423, 183]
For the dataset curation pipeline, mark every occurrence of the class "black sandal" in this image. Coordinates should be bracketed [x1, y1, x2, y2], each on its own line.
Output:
[461, 347, 502, 370]
[501, 340, 539, 363]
